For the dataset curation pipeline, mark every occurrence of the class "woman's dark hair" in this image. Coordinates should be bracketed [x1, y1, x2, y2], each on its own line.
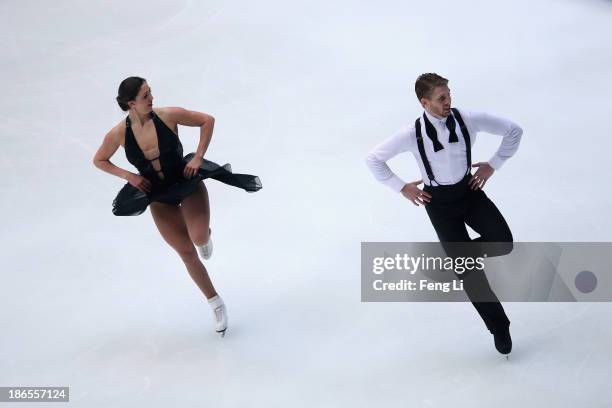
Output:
[116, 76, 146, 111]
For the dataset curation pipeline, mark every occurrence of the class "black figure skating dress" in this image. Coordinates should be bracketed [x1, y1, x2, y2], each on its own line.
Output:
[112, 110, 262, 216]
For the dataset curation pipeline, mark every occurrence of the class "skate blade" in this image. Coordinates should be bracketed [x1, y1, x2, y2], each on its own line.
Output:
[216, 329, 226, 337]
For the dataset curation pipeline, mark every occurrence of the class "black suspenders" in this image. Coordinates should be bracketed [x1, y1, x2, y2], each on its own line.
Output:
[451, 107, 472, 171]
[415, 108, 472, 186]
[414, 118, 438, 185]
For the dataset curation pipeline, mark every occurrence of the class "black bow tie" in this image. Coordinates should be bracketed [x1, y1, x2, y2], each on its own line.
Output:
[446, 114, 459, 143]
[422, 113, 459, 152]
[422, 113, 444, 152]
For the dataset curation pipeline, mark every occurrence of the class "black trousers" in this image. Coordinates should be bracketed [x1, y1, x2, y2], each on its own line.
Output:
[424, 173, 512, 334]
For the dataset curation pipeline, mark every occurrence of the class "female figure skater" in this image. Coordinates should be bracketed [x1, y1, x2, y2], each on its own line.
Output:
[93, 77, 262, 337]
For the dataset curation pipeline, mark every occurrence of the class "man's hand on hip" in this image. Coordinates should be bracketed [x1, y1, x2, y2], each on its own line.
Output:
[401, 180, 432, 206]
[470, 162, 494, 190]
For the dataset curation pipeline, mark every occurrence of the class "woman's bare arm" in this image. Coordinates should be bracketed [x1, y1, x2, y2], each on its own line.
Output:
[163, 107, 215, 158]
[93, 126, 152, 192]
[92, 126, 132, 180]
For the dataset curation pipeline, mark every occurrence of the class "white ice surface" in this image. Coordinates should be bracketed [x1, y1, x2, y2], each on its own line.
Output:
[1, 0, 612, 406]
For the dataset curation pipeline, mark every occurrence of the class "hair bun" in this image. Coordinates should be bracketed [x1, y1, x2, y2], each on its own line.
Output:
[116, 76, 146, 112]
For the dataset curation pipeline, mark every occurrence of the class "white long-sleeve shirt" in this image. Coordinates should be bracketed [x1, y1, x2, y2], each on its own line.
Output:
[365, 108, 523, 191]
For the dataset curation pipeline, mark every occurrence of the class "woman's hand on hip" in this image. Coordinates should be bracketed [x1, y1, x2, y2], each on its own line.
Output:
[184, 156, 203, 178]
[127, 173, 152, 193]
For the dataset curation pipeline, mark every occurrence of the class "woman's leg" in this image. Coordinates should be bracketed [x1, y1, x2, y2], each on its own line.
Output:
[180, 181, 211, 246]
[150, 201, 217, 299]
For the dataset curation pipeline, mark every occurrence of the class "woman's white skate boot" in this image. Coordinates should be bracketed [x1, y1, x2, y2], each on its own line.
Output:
[207, 294, 227, 337]
[197, 228, 213, 260]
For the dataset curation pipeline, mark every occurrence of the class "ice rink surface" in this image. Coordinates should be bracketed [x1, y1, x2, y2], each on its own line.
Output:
[1, 0, 612, 406]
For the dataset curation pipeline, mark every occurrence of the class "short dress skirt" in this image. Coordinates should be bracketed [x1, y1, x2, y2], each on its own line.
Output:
[112, 153, 262, 216]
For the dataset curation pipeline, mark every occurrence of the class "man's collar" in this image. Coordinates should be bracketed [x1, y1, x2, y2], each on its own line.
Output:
[424, 109, 449, 125]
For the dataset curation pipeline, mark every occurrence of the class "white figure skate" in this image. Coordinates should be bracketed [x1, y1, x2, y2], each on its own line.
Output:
[207, 295, 227, 337]
[197, 228, 213, 260]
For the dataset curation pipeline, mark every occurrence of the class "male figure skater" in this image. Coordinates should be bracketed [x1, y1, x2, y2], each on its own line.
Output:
[365, 73, 523, 356]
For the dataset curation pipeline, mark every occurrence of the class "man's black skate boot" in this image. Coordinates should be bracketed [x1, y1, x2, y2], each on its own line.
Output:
[493, 325, 512, 355]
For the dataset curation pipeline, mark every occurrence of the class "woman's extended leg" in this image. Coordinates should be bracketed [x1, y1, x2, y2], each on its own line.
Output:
[150, 201, 216, 299]
[180, 181, 211, 246]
